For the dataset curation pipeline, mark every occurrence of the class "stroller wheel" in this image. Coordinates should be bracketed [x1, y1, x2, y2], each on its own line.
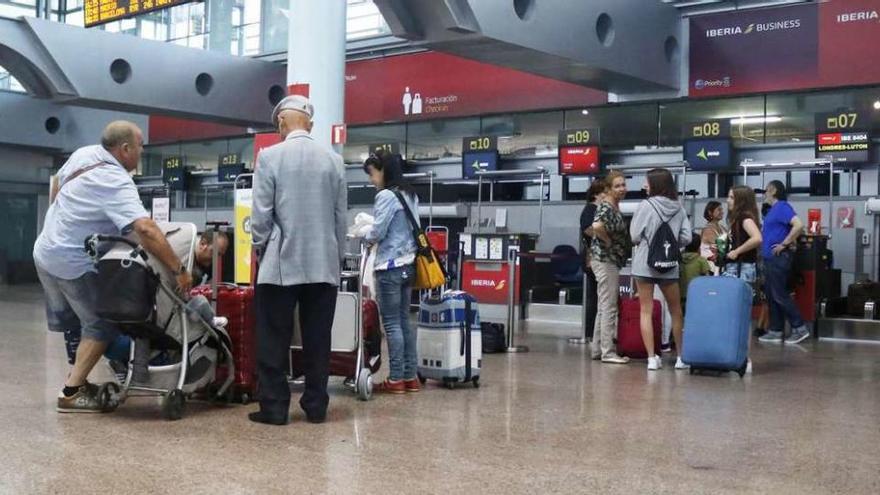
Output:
[162, 389, 186, 421]
[417, 373, 426, 385]
[98, 382, 121, 412]
[357, 369, 373, 401]
[472, 377, 480, 389]
[240, 393, 251, 405]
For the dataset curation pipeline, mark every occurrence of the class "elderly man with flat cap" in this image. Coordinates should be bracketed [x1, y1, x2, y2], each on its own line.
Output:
[249, 95, 348, 425]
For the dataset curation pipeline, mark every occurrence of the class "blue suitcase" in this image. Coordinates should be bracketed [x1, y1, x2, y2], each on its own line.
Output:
[681, 276, 751, 377]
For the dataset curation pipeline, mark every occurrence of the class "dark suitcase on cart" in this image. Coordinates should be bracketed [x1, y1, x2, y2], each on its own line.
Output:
[191, 284, 257, 403]
[681, 276, 751, 377]
[617, 298, 662, 359]
[846, 280, 880, 318]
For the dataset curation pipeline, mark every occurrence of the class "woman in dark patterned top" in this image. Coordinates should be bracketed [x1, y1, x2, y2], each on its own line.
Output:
[589, 170, 630, 364]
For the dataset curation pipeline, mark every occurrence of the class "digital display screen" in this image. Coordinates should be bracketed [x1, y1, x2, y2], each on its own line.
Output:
[558, 146, 600, 176]
[814, 110, 871, 163]
[815, 131, 870, 163]
[218, 164, 246, 183]
[462, 151, 498, 179]
[684, 139, 732, 171]
[85, 0, 197, 28]
[162, 156, 185, 190]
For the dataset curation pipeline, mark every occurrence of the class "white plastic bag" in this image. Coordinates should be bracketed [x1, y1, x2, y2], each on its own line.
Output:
[347, 212, 375, 238]
[363, 244, 377, 299]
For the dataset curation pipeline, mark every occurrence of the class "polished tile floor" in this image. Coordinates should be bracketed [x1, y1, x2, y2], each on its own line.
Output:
[2, 285, 879, 494]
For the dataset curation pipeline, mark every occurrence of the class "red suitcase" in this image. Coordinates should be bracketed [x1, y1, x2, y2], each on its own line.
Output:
[617, 298, 662, 359]
[191, 284, 257, 403]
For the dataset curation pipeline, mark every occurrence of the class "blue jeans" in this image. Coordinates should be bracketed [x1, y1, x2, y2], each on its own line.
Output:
[763, 252, 805, 333]
[375, 264, 415, 381]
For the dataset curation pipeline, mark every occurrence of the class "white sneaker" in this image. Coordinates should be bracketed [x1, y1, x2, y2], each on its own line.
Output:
[746, 359, 753, 374]
[647, 355, 662, 371]
[674, 357, 690, 370]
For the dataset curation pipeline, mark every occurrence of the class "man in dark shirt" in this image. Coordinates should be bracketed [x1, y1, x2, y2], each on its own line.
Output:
[578, 179, 605, 342]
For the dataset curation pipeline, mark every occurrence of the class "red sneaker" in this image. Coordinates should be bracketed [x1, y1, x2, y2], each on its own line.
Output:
[403, 378, 421, 393]
[375, 379, 406, 394]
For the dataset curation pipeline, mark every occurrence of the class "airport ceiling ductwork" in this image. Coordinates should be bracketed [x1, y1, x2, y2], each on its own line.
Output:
[0, 17, 285, 126]
[373, 0, 682, 93]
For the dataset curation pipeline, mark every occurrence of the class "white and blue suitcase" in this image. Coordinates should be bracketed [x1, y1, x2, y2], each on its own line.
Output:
[417, 291, 482, 389]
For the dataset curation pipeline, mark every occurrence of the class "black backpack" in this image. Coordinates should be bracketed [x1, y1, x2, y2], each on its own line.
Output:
[645, 200, 681, 273]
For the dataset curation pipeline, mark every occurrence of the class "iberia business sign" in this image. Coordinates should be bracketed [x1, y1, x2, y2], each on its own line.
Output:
[690, 0, 880, 96]
[344, 52, 606, 125]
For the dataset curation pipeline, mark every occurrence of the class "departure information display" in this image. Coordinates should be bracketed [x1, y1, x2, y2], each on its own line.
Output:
[684, 139, 732, 171]
[558, 146, 600, 176]
[462, 151, 498, 179]
[162, 156, 185, 190]
[85, 0, 196, 28]
[815, 110, 871, 163]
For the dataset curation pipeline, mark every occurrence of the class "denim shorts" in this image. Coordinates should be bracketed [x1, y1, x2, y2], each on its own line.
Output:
[722, 262, 757, 284]
[36, 264, 119, 343]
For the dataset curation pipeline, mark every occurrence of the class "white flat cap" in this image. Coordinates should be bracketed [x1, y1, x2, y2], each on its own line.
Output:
[271, 94, 314, 123]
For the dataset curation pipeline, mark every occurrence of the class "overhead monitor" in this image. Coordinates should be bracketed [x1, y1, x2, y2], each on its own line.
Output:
[558, 146, 600, 176]
[815, 110, 870, 163]
[461, 151, 499, 179]
[684, 139, 732, 171]
[85, 1, 198, 28]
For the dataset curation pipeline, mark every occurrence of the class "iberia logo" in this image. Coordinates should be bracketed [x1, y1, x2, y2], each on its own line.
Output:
[495, 280, 506, 291]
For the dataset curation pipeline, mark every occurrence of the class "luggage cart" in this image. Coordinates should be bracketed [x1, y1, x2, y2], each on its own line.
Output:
[290, 243, 378, 401]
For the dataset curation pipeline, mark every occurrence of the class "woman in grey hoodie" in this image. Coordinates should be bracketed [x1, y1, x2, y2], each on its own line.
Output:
[629, 168, 692, 371]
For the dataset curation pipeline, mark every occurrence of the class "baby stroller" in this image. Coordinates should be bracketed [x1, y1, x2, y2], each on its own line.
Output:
[84, 222, 235, 420]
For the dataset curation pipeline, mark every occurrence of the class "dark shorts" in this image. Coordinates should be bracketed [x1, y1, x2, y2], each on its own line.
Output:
[36, 264, 119, 343]
[634, 276, 677, 286]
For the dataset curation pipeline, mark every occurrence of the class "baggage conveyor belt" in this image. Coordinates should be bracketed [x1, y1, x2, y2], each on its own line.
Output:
[815, 298, 880, 343]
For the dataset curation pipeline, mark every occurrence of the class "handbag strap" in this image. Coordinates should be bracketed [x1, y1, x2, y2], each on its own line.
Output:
[392, 189, 421, 240]
[59, 162, 112, 192]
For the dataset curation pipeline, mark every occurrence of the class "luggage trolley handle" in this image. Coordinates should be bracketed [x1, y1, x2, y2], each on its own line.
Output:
[205, 221, 229, 311]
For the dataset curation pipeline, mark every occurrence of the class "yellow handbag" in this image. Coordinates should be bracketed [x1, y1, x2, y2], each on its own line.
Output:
[393, 190, 448, 290]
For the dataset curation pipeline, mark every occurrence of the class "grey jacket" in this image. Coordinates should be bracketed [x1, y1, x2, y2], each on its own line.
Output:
[251, 131, 347, 286]
[629, 197, 692, 279]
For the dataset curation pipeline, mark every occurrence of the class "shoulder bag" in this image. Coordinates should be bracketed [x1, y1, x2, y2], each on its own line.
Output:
[392, 190, 448, 290]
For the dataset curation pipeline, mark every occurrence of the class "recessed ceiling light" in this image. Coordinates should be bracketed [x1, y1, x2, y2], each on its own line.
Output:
[581, 109, 590, 115]
[873, 100, 880, 110]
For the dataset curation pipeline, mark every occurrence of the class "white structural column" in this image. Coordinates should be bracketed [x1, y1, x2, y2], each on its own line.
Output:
[287, 0, 347, 152]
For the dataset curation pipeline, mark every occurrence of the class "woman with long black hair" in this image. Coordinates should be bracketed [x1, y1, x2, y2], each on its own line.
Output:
[363, 151, 420, 394]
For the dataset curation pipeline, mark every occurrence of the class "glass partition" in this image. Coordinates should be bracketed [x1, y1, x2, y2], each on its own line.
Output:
[564, 104, 658, 149]
[765, 87, 880, 143]
[344, 124, 406, 164]
[406, 118, 480, 161]
[659, 96, 765, 147]
[481, 111, 563, 157]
